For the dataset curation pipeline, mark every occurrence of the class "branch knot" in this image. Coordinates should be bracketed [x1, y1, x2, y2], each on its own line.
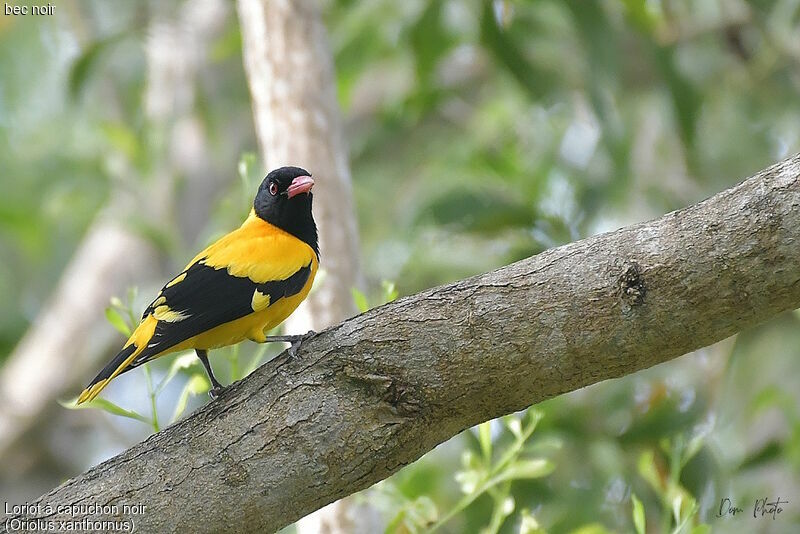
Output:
[618, 260, 646, 312]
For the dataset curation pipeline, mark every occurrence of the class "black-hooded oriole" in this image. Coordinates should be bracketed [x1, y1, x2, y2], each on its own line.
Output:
[77, 166, 319, 404]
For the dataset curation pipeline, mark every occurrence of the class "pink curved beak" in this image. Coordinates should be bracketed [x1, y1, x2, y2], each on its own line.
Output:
[287, 175, 314, 199]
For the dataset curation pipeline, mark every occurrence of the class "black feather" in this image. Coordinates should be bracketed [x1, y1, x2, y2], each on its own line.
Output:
[132, 261, 311, 369]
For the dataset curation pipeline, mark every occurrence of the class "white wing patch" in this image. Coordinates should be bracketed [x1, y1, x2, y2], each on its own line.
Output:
[153, 305, 190, 322]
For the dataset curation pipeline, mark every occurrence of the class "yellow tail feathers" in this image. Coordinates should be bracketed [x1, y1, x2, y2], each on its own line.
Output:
[76, 316, 158, 404]
[76, 342, 144, 404]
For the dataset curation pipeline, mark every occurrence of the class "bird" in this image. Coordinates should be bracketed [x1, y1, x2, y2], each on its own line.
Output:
[77, 166, 319, 404]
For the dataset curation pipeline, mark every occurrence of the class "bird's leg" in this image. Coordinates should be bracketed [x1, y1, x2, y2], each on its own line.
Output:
[263, 330, 316, 358]
[196, 349, 224, 400]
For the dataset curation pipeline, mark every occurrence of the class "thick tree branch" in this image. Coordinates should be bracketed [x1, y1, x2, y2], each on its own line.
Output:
[5, 154, 800, 533]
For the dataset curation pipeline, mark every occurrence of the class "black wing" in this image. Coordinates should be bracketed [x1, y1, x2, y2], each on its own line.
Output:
[129, 260, 311, 368]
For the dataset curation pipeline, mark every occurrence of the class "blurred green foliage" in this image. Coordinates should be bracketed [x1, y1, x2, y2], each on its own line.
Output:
[2, 0, 800, 532]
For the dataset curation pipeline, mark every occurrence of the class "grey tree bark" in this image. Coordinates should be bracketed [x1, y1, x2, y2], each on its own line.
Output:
[3, 154, 799, 534]
[236, 0, 369, 530]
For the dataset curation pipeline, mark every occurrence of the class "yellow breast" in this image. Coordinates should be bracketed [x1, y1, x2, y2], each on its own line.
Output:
[156, 212, 318, 356]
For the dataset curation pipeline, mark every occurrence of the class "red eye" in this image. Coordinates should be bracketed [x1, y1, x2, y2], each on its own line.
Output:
[269, 182, 278, 196]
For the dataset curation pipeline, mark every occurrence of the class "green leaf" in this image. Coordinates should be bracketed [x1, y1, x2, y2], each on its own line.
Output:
[479, 1, 554, 101]
[238, 152, 256, 181]
[383, 508, 407, 534]
[381, 280, 398, 303]
[526, 409, 544, 431]
[478, 421, 493, 462]
[454, 469, 481, 495]
[417, 187, 536, 235]
[59, 397, 150, 425]
[565, 0, 618, 78]
[621, 0, 659, 33]
[570, 525, 613, 534]
[105, 306, 131, 336]
[682, 433, 705, 468]
[631, 493, 645, 534]
[672, 495, 699, 534]
[751, 386, 796, 417]
[738, 440, 784, 470]
[238, 152, 259, 210]
[500, 495, 515, 516]
[209, 24, 242, 62]
[100, 122, 140, 163]
[352, 287, 370, 313]
[519, 509, 546, 534]
[637, 449, 661, 493]
[671, 492, 683, 525]
[691, 525, 711, 534]
[170, 374, 210, 423]
[155, 351, 199, 395]
[241, 343, 270, 378]
[462, 449, 480, 469]
[619, 1, 699, 155]
[408, 0, 452, 84]
[126, 286, 138, 305]
[411, 495, 438, 525]
[491, 0, 515, 28]
[495, 458, 555, 482]
[504, 415, 523, 439]
[68, 34, 126, 100]
[651, 44, 701, 150]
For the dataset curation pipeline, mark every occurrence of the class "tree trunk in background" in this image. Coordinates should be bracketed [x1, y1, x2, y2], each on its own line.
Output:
[236, 0, 369, 531]
[0, 0, 227, 499]
[0, 221, 158, 454]
[237, 0, 362, 331]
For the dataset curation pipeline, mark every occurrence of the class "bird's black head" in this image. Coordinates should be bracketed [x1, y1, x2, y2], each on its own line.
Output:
[254, 166, 318, 256]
